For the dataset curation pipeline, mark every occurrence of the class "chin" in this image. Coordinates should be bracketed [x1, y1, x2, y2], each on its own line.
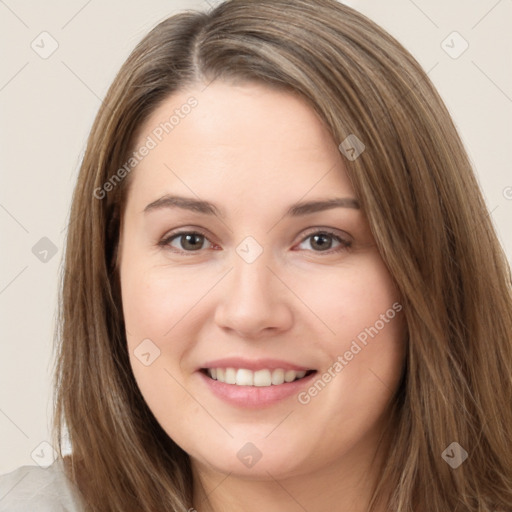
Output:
[188, 435, 315, 480]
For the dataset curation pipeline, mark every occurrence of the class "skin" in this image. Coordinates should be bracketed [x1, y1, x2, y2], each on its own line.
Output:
[117, 80, 406, 512]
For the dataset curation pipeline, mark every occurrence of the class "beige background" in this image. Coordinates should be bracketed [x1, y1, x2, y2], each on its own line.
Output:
[1, 0, 511, 474]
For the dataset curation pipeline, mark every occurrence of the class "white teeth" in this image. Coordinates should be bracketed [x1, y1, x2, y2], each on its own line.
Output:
[253, 369, 272, 387]
[206, 367, 310, 387]
[225, 368, 236, 385]
[236, 368, 253, 386]
[284, 370, 297, 382]
[271, 368, 285, 385]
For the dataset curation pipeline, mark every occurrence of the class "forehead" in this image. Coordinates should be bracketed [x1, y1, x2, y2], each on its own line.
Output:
[136, 80, 332, 148]
[127, 80, 354, 210]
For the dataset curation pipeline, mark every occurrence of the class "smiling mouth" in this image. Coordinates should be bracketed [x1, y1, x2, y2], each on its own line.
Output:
[200, 368, 317, 387]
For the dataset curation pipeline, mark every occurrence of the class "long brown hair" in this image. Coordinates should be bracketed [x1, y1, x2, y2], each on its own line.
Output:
[52, 0, 512, 510]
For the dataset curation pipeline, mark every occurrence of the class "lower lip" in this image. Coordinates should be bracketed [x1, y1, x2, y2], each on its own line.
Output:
[197, 370, 317, 408]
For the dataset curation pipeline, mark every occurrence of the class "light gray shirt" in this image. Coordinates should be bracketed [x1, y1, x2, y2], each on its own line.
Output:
[0, 459, 85, 511]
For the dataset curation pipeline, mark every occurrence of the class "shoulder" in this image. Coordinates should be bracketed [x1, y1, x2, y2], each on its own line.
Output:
[0, 458, 85, 512]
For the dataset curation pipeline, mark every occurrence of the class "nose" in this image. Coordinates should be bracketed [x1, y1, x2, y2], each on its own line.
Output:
[214, 251, 294, 339]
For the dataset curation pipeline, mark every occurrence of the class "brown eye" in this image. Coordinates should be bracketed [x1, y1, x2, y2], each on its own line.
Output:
[296, 230, 352, 254]
[309, 233, 335, 251]
[160, 231, 212, 252]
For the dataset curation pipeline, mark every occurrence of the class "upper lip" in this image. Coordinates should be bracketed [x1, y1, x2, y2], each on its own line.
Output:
[199, 357, 314, 372]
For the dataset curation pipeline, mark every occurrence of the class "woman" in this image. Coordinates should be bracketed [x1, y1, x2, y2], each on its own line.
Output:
[1, 0, 511, 511]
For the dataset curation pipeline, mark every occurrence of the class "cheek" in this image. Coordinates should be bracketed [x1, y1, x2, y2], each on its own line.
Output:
[119, 252, 201, 407]
[119, 255, 219, 413]
[120, 261, 203, 441]
[293, 252, 406, 403]
[120, 260, 209, 343]
[293, 251, 402, 342]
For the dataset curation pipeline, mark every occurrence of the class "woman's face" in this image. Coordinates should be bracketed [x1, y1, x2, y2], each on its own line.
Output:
[118, 80, 406, 481]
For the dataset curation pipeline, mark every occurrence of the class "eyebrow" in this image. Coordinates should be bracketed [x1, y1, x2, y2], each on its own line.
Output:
[143, 194, 360, 217]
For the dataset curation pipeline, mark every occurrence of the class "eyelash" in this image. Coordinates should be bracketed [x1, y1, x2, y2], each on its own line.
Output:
[158, 228, 352, 256]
